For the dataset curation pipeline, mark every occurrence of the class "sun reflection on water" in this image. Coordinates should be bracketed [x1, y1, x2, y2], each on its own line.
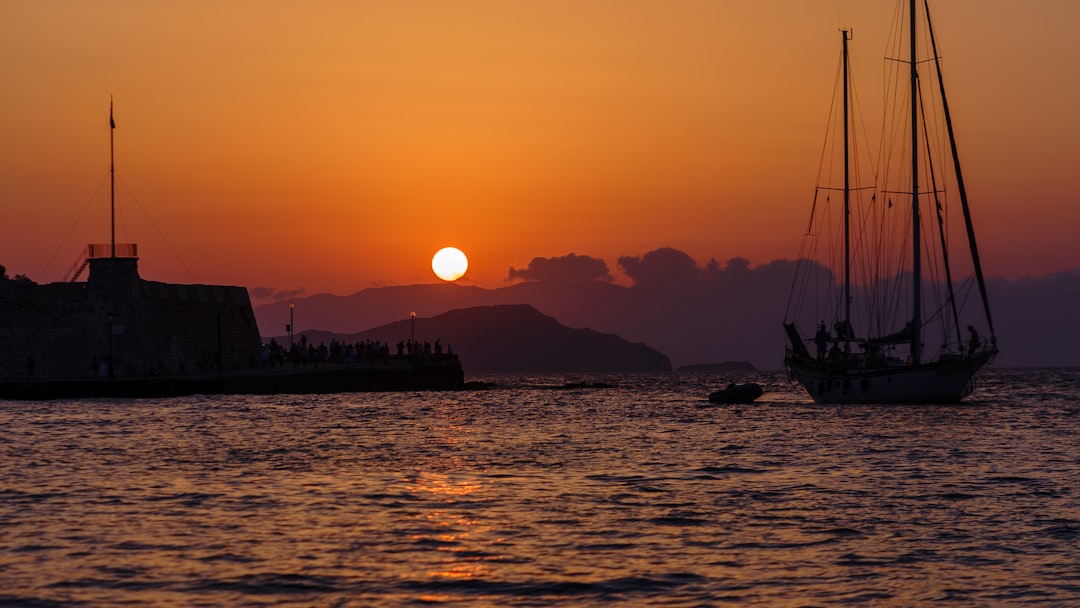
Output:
[398, 471, 504, 582]
[2, 371, 1077, 606]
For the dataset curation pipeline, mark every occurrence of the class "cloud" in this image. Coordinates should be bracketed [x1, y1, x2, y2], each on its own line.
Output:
[617, 247, 702, 287]
[508, 253, 612, 282]
[250, 286, 307, 302]
[704, 256, 752, 280]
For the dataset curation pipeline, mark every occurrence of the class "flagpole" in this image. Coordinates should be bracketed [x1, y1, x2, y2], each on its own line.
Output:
[110, 97, 116, 259]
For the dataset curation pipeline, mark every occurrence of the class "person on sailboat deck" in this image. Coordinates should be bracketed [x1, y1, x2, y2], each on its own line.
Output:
[834, 320, 853, 342]
[968, 326, 980, 354]
[815, 323, 830, 360]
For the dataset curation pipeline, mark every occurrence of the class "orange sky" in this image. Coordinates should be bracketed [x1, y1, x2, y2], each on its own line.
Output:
[2, 1, 1078, 298]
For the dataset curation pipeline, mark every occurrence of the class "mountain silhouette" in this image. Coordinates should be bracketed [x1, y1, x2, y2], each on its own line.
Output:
[256, 260, 800, 370]
[255, 253, 1080, 370]
[276, 304, 671, 373]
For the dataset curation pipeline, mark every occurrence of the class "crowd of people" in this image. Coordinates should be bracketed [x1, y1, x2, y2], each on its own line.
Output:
[260, 335, 455, 370]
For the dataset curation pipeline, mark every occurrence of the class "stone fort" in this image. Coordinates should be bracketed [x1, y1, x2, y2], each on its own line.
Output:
[0, 246, 262, 380]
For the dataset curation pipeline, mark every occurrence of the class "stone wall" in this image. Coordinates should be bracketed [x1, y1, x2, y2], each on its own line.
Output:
[0, 259, 261, 380]
[0, 281, 96, 379]
[134, 281, 262, 376]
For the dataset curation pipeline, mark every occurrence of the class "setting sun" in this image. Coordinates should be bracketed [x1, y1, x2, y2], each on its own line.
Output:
[432, 247, 468, 282]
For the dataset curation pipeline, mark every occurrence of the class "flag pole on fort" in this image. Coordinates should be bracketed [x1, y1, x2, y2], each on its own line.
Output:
[109, 96, 115, 259]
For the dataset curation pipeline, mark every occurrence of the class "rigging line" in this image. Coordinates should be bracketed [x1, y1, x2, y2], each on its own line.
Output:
[917, 74, 963, 347]
[923, 0, 995, 341]
[789, 193, 826, 321]
[877, 193, 897, 320]
[810, 47, 847, 209]
[847, 48, 881, 188]
[881, 188, 947, 194]
[954, 277, 978, 322]
[792, 258, 814, 322]
[37, 174, 109, 281]
[878, 0, 906, 191]
[851, 72, 877, 206]
[852, 194, 878, 299]
[114, 173, 198, 283]
[116, 183, 129, 244]
[805, 189, 822, 235]
[788, 258, 815, 324]
[789, 251, 823, 326]
[882, 205, 912, 332]
[808, 210, 835, 322]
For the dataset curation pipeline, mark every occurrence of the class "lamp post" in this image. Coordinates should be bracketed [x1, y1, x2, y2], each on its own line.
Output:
[288, 304, 295, 349]
[410, 311, 416, 344]
[107, 313, 114, 379]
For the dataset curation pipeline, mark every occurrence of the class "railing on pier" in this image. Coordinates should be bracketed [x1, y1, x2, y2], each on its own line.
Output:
[89, 243, 138, 259]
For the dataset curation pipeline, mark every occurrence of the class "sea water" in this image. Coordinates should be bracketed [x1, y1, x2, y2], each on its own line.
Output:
[1, 369, 1078, 606]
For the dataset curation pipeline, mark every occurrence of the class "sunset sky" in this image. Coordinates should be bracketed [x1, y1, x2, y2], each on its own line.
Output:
[2, 1, 1078, 299]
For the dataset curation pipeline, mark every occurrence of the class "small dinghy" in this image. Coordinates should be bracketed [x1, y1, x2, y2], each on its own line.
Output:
[708, 382, 763, 404]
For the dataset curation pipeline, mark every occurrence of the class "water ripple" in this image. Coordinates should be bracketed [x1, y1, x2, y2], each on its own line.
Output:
[0, 369, 1078, 606]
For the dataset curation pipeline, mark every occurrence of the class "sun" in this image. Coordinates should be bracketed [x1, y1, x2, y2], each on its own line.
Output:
[432, 247, 468, 282]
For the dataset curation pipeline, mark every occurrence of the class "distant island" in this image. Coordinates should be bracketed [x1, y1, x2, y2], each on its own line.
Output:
[252, 256, 1080, 369]
[676, 362, 756, 372]
[269, 304, 672, 374]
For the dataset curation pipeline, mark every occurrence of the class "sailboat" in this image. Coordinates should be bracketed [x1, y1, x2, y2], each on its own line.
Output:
[783, 0, 997, 403]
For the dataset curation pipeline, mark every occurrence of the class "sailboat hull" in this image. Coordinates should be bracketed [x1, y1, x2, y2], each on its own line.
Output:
[785, 351, 995, 404]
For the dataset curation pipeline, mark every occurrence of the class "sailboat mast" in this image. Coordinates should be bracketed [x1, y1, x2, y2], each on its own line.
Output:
[909, 0, 922, 364]
[109, 98, 116, 259]
[842, 29, 852, 350]
[923, 0, 996, 343]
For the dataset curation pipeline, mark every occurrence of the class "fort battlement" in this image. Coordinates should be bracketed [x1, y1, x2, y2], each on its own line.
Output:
[0, 257, 261, 380]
